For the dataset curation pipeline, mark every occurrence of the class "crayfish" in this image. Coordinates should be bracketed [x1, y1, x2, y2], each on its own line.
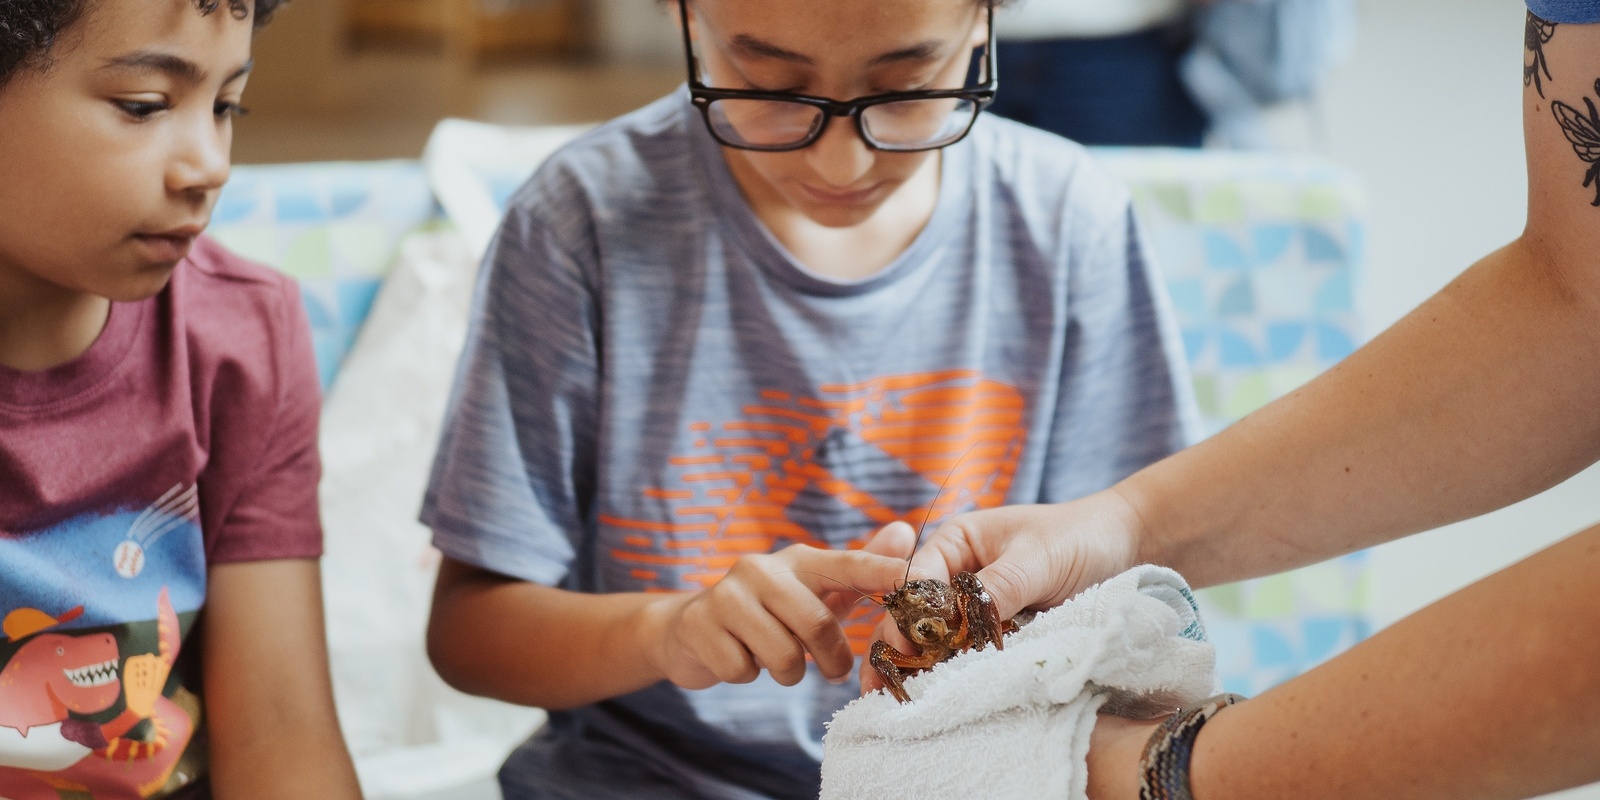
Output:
[869, 571, 1018, 703]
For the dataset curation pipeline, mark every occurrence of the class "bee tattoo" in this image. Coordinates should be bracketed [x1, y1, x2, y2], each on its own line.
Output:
[1524, 11, 1557, 98]
[1552, 79, 1600, 207]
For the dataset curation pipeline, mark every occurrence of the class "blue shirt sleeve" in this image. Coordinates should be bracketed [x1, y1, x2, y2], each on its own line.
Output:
[420, 172, 602, 586]
[1528, 0, 1600, 23]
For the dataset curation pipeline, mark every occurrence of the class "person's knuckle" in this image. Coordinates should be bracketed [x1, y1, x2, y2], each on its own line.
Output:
[769, 650, 806, 685]
[704, 651, 733, 681]
[710, 580, 756, 615]
[984, 559, 1031, 598]
[686, 595, 721, 626]
[702, 584, 733, 610]
[797, 606, 837, 641]
[939, 516, 982, 548]
[745, 554, 793, 587]
[725, 661, 760, 684]
[671, 665, 712, 690]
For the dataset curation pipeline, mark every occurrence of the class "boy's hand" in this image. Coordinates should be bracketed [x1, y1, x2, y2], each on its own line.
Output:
[644, 525, 917, 689]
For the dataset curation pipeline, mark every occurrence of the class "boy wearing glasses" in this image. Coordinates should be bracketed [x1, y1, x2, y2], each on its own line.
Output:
[424, 0, 1198, 797]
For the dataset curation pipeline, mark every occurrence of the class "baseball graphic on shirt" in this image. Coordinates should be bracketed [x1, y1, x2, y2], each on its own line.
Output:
[112, 541, 145, 579]
[115, 484, 199, 580]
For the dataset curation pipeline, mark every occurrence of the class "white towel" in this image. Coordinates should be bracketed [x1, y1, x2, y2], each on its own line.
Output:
[821, 565, 1219, 800]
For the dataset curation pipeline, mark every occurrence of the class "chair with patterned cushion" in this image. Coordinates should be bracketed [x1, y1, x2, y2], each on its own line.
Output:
[1099, 149, 1370, 696]
[210, 161, 438, 387]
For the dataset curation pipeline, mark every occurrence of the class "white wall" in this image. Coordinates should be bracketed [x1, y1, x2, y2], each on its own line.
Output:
[1312, 2, 1598, 797]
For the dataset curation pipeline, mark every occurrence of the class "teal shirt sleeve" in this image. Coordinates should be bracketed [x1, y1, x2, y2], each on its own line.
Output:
[1528, 0, 1600, 23]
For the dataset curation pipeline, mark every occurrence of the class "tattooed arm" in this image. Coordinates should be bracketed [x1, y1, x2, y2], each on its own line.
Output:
[1092, 17, 1600, 800]
[1532, 16, 1600, 214]
[914, 15, 1600, 619]
[1119, 15, 1600, 588]
[892, 15, 1600, 800]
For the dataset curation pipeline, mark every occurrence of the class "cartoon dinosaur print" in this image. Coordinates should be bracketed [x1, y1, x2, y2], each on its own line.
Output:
[0, 588, 196, 799]
[0, 606, 121, 771]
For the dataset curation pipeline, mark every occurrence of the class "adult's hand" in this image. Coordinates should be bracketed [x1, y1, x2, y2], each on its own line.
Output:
[859, 489, 1145, 693]
[911, 489, 1147, 618]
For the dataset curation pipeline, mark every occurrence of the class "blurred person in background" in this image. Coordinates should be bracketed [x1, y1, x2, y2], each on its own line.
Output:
[987, 0, 1207, 146]
[990, 0, 1355, 148]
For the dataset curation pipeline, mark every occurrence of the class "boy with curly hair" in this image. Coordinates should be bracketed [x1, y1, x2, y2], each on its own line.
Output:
[0, 0, 361, 797]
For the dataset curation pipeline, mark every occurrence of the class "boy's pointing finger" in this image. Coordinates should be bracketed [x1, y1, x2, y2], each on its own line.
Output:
[788, 545, 922, 597]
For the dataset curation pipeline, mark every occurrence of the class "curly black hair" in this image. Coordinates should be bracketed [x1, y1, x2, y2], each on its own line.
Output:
[0, 0, 285, 86]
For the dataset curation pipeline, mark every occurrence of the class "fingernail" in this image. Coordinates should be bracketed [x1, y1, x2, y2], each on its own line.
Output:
[826, 673, 849, 684]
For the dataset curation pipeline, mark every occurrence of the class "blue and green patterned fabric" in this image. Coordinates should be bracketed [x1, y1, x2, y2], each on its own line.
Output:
[210, 162, 438, 387]
[1100, 148, 1370, 696]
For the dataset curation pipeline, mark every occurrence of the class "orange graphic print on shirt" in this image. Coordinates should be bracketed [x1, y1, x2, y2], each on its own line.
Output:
[600, 369, 1027, 653]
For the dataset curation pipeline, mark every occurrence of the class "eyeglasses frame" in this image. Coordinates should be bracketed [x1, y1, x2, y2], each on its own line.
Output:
[675, 0, 999, 153]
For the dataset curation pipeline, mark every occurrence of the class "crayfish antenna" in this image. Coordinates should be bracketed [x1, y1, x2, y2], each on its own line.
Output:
[904, 442, 985, 586]
[786, 570, 886, 607]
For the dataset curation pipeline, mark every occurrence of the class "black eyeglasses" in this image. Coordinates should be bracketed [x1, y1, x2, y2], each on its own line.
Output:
[676, 0, 998, 153]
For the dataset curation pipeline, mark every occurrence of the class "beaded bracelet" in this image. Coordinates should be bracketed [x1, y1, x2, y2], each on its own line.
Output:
[1138, 693, 1246, 800]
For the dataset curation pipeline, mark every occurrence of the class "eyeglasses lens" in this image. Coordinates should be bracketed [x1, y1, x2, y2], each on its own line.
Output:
[706, 99, 825, 150]
[860, 98, 978, 150]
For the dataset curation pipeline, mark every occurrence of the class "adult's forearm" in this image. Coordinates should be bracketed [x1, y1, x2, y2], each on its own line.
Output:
[427, 559, 668, 709]
[1185, 522, 1600, 800]
[1123, 237, 1600, 586]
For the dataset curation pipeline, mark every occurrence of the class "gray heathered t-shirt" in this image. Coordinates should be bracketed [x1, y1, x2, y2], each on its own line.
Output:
[421, 90, 1201, 800]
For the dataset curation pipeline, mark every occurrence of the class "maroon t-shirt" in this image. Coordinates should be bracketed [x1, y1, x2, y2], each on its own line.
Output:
[0, 236, 322, 798]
